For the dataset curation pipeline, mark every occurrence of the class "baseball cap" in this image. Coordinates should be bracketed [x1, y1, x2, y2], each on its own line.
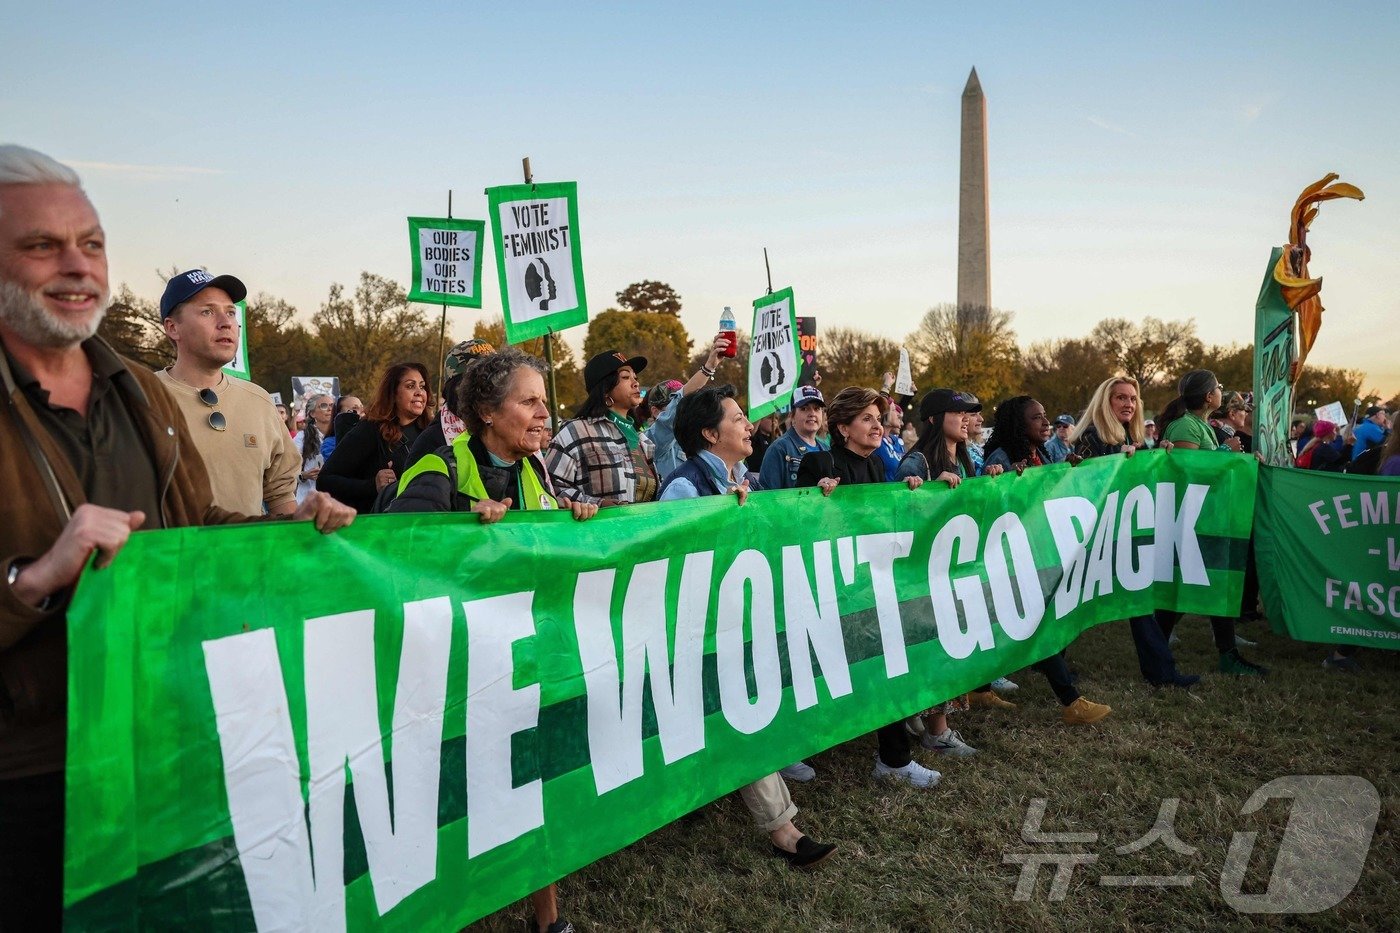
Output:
[792, 386, 825, 409]
[1053, 414, 1075, 427]
[918, 388, 982, 422]
[160, 269, 247, 320]
[584, 350, 647, 393]
[645, 379, 685, 408]
[444, 338, 496, 376]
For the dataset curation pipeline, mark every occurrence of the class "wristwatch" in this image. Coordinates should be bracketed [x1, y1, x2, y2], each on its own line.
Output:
[7, 560, 55, 612]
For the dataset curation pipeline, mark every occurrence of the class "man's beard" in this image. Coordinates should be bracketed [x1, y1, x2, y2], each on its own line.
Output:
[0, 278, 109, 349]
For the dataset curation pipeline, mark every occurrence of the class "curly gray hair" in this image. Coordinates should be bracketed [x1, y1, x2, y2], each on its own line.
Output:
[455, 346, 547, 434]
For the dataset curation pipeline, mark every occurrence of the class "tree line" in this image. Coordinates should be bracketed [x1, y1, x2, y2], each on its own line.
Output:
[100, 275, 1392, 418]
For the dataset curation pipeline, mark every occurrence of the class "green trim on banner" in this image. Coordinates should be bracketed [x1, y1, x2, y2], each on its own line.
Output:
[1255, 465, 1400, 648]
[748, 286, 801, 421]
[406, 216, 486, 308]
[64, 452, 1254, 930]
[486, 182, 587, 344]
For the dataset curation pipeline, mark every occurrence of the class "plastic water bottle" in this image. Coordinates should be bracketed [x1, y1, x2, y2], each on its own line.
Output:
[719, 306, 737, 358]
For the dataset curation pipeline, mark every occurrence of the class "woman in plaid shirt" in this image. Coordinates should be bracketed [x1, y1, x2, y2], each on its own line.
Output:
[545, 350, 661, 505]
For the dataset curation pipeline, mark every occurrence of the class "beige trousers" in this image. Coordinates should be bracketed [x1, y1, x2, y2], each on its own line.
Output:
[737, 772, 798, 833]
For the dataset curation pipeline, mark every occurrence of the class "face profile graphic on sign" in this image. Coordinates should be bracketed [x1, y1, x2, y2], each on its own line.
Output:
[524, 258, 557, 312]
[760, 351, 787, 395]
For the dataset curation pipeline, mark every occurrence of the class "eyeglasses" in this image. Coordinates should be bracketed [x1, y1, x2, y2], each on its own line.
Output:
[197, 387, 226, 432]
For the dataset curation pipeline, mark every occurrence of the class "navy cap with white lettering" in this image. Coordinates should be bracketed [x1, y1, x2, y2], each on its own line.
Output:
[160, 269, 248, 319]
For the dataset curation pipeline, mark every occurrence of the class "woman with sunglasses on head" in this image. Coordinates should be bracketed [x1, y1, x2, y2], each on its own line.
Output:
[545, 350, 660, 507]
[317, 362, 432, 513]
[1154, 369, 1267, 676]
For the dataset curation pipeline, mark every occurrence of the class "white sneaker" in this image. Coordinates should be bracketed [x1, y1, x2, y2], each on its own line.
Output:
[780, 761, 816, 782]
[872, 757, 941, 788]
[990, 676, 1019, 692]
[920, 728, 978, 757]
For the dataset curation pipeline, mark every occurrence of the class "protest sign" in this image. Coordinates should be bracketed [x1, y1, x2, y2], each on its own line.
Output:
[406, 217, 486, 308]
[63, 451, 1252, 931]
[269, 392, 283, 406]
[748, 287, 800, 420]
[221, 300, 251, 382]
[895, 348, 914, 396]
[797, 316, 817, 387]
[1255, 466, 1400, 649]
[291, 376, 341, 413]
[486, 182, 587, 343]
[1251, 248, 1296, 467]
[1315, 401, 1346, 426]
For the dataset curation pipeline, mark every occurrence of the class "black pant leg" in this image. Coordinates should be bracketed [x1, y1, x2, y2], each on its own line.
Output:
[1032, 652, 1081, 707]
[0, 771, 64, 932]
[876, 721, 912, 769]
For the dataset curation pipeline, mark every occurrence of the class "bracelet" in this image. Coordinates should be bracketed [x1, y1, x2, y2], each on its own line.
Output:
[700, 365, 717, 379]
[7, 559, 55, 612]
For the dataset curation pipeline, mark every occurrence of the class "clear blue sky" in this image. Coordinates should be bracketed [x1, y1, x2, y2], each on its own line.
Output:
[5, 1, 1396, 396]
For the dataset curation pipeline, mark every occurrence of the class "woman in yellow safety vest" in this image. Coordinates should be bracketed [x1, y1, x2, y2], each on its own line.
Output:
[390, 348, 596, 523]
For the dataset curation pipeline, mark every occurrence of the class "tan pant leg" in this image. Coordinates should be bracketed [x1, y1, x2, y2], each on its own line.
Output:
[737, 772, 798, 834]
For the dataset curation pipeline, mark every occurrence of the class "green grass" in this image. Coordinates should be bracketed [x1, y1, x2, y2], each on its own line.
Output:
[469, 619, 1398, 931]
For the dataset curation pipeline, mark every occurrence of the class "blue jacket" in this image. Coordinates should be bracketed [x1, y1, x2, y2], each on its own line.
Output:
[645, 391, 685, 480]
[759, 428, 827, 490]
[1352, 420, 1388, 461]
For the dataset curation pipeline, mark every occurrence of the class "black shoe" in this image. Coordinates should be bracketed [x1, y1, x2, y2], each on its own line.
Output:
[772, 835, 837, 869]
[525, 920, 577, 933]
[1219, 648, 1268, 677]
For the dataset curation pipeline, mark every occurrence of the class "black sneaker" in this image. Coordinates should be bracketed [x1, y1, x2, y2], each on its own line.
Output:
[525, 919, 577, 933]
[1219, 648, 1268, 677]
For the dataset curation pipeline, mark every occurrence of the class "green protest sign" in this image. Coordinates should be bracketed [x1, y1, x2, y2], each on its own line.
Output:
[748, 287, 800, 420]
[221, 299, 251, 381]
[406, 217, 486, 308]
[1252, 247, 1297, 467]
[63, 452, 1254, 930]
[1255, 465, 1400, 648]
[486, 182, 587, 343]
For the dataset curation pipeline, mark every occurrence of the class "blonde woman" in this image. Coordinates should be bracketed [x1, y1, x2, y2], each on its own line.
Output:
[1069, 375, 1149, 459]
[1069, 375, 1198, 688]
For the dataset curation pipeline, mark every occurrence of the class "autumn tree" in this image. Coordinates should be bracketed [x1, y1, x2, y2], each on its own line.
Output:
[311, 273, 446, 396]
[906, 303, 1021, 405]
[1294, 365, 1369, 414]
[244, 294, 329, 400]
[1086, 317, 1201, 408]
[471, 316, 584, 415]
[99, 284, 171, 370]
[583, 307, 694, 389]
[615, 280, 682, 316]
[1021, 337, 1115, 419]
[817, 327, 901, 395]
[1193, 344, 1254, 402]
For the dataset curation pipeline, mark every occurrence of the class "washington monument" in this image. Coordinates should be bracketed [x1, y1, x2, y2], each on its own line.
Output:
[957, 67, 990, 311]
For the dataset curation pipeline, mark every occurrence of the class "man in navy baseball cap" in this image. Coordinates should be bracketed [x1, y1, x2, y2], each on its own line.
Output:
[159, 268, 247, 320]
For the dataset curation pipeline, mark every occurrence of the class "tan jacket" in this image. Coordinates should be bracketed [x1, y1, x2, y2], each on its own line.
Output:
[0, 337, 252, 777]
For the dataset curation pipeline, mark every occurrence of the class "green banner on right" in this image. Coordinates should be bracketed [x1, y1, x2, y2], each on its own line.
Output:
[1256, 465, 1400, 648]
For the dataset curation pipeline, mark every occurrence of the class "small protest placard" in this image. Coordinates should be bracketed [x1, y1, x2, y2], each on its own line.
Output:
[486, 181, 587, 343]
[291, 377, 341, 415]
[748, 287, 800, 420]
[895, 348, 914, 396]
[222, 300, 251, 381]
[406, 217, 485, 307]
[1314, 401, 1346, 425]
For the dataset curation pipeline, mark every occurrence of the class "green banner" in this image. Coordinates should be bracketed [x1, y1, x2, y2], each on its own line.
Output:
[63, 452, 1254, 930]
[486, 181, 587, 343]
[1252, 247, 1298, 467]
[1255, 465, 1400, 648]
[221, 299, 250, 382]
[406, 217, 486, 308]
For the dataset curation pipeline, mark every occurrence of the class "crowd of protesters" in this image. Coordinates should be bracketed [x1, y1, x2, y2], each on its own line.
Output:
[1, 145, 1396, 931]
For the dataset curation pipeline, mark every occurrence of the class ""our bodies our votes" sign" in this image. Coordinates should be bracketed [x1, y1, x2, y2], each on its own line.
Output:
[406, 217, 486, 308]
[486, 181, 587, 343]
[748, 287, 801, 421]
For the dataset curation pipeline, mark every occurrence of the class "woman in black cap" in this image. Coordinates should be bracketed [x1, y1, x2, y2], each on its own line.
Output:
[1155, 369, 1267, 676]
[897, 388, 1002, 487]
[545, 350, 660, 506]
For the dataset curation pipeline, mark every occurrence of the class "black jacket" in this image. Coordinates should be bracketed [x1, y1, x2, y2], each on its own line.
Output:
[795, 445, 884, 487]
[317, 419, 422, 513]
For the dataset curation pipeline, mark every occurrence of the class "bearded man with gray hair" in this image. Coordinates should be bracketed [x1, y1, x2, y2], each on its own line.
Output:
[0, 144, 355, 927]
